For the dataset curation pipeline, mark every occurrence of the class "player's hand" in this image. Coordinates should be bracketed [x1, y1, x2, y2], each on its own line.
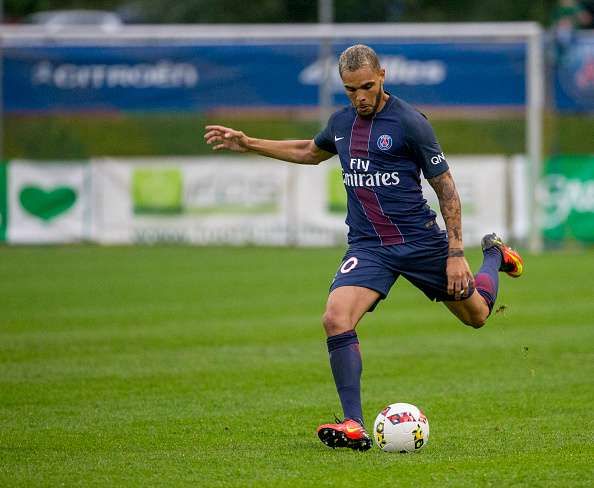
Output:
[446, 256, 475, 300]
[204, 125, 250, 153]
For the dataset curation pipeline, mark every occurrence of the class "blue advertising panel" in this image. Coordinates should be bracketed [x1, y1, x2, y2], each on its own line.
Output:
[4, 41, 527, 113]
[555, 35, 594, 112]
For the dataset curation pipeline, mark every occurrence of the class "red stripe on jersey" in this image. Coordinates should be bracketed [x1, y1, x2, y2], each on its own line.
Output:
[349, 114, 404, 245]
[354, 187, 404, 245]
[349, 115, 373, 158]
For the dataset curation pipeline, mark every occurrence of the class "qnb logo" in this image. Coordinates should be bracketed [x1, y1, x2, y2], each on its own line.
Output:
[340, 257, 358, 274]
[430, 152, 447, 165]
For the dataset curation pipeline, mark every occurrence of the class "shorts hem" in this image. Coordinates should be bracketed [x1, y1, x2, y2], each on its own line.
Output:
[329, 282, 388, 299]
[328, 283, 388, 312]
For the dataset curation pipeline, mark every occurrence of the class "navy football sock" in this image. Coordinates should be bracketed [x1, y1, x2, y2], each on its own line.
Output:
[475, 247, 502, 313]
[327, 330, 363, 425]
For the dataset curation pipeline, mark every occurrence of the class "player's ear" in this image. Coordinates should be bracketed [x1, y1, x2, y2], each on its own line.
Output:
[379, 68, 386, 83]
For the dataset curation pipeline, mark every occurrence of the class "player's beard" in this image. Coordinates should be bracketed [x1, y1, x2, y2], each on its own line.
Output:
[358, 84, 384, 119]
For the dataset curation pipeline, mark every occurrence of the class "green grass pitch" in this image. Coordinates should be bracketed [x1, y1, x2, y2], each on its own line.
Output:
[1, 246, 593, 486]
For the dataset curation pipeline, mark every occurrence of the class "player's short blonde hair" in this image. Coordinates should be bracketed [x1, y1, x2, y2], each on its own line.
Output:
[338, 44, 381, 77]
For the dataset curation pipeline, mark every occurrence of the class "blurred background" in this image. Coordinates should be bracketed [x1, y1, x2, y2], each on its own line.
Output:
[1, 0, 593, 249]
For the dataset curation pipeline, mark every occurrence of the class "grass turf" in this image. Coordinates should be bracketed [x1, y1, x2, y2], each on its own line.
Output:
[0, 246, 593, 486]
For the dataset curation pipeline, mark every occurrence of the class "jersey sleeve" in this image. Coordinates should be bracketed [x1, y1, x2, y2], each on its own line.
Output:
[406, 112, 449, 179]
[313, 113, 338, 154]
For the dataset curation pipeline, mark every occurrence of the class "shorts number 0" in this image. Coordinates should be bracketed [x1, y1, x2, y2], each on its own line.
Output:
[340, 257, 358, 274]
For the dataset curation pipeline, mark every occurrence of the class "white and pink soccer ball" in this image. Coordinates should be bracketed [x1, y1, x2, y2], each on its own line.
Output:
[373, 402, 430, 453]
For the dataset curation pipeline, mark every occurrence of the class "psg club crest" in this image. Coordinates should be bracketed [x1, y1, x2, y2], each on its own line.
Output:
[377, 134, 392, 150]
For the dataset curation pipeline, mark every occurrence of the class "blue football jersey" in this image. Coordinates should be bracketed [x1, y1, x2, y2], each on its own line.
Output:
[314, 94, 449, 247]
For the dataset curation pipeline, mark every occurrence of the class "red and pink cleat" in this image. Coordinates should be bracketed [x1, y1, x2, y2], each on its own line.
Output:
[317, 418, 372, 451]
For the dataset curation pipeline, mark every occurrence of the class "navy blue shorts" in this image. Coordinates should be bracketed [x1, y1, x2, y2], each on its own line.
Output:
[329, 234, 473, 311]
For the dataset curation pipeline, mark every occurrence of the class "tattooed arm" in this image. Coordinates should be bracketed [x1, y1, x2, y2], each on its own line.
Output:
[428, 170, 475, 299]
[428, 170, 463, 252]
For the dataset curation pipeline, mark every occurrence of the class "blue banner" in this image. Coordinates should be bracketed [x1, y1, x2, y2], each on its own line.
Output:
[555, 35, 594, 112]
[4, 41, 528, 113]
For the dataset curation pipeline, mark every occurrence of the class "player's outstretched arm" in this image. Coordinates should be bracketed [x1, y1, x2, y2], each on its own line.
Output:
[428, 170, 475, 299]
[204, 125, 333, 165]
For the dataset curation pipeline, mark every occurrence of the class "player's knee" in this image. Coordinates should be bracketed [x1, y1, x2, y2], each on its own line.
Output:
[322, 309, 352, 336]
[463, 312, 487, 329]
[466, 318, 486, 329]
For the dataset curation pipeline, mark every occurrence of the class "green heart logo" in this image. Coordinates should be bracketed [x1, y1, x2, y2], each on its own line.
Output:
[19, 186, 77, 221]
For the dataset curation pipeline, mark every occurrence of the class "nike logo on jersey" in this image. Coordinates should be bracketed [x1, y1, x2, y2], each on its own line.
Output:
[334, 136, 344, 142]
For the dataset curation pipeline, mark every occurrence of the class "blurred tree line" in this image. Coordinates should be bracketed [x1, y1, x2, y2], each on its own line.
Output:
[5, 0, 559, 25]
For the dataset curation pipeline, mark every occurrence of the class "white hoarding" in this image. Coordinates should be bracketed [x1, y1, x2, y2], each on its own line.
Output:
[4, 156, 524, 246]
[91, 157, 290, 245]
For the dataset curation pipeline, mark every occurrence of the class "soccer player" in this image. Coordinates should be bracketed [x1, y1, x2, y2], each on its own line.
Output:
[204, 44, 523, 451]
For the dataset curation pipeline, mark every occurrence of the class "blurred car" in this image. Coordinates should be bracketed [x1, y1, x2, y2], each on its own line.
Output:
[28, 10, 123, 32]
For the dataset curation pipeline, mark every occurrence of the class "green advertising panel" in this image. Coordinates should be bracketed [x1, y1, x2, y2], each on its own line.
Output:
[132, 168, 183, 215]
[0, 162, 7, 242]
[542, 155, 594, 243]
[327, 167, 346, 214]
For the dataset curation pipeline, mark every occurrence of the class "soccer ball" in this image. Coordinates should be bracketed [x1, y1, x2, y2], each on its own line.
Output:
[373, 402, 429, 453]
